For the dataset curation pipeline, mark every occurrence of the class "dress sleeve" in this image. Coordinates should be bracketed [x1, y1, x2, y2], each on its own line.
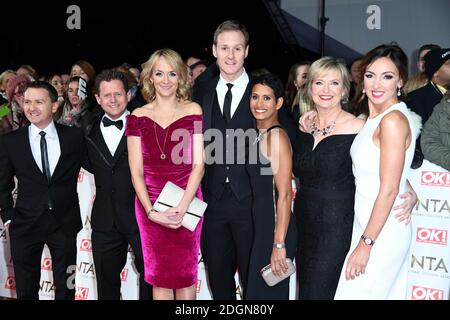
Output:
[193, 114, 203, 134]
[125, 114, 141, 137]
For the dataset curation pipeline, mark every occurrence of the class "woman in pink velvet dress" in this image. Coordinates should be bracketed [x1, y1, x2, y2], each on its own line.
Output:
[126, 48, 205, 300]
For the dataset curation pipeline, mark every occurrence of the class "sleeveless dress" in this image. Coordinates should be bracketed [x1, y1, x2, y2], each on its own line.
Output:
[246, 125, 297, 300]
[125, 114, 204, 289]
[293, 131, 356, 300]
[334, 102, 415, 299]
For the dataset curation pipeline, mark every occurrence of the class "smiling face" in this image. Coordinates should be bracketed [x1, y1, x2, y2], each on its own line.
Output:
[95, 79, 130, 120]
[151, 56, 179, 98]
[213, 30, 249, 82]
[23, 88, 58, 129]
[311, 68, 344, 110]
[250, 83, 283, 123]
[363, 57, 403, 110]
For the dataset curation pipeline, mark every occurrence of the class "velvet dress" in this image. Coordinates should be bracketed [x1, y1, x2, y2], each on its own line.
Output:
[125, 114, 203, 289]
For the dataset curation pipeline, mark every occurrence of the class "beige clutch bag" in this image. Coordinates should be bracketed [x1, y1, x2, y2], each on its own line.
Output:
[152, 181, 207, 232]
[260, 258, 296, 287]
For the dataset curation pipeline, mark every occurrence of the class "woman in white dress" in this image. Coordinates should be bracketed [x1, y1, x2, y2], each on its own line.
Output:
[334, 44, 421, 300]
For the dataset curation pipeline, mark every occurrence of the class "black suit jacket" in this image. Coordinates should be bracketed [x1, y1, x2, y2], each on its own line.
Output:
[406, 82, 444, 125]
[82, 112, 138, 234]
[194, 75, 256, 201]
[0, 123, 84, 236]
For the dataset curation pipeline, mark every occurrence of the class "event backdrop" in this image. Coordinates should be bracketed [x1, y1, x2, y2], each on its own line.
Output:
[1, 161, 448, 299]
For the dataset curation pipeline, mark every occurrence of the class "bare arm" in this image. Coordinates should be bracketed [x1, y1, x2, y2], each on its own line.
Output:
[264, 129, 293, 277]
[127, 112, 180, 229]
[166, 104, 205, 222]
[345, 111, 410, 280]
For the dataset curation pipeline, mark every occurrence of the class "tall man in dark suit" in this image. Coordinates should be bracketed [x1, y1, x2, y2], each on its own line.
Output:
[0, 81, 85, 299]
[82, 69, 151, 300]
[192, 20, 257, 300]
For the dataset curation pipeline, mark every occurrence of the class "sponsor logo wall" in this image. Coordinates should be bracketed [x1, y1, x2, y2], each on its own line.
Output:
[407, 161, 450, 300]
[1, 162, 448, 299]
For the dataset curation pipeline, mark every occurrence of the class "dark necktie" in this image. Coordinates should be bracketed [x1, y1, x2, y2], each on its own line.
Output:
[223, 83, 233, 124]
[39, 131, 52, 183]
[102, 117, 123, 130]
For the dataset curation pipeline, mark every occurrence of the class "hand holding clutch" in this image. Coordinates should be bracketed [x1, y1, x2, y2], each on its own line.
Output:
[261, 258, 296, 287]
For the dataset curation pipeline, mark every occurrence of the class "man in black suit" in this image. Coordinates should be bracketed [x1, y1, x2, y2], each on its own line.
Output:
[82, 69, 151, 300]
[0, 81, 85, 299]
[192, 20, 258, 300]
[407, 47, 450, 125]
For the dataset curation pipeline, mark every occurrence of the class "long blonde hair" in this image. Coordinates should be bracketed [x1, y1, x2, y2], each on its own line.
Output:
[140, 48, 190, 102]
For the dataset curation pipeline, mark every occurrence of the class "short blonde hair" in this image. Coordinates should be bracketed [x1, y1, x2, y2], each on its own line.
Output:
[300, 56, 350, 112]
[141, 48, 190, 102]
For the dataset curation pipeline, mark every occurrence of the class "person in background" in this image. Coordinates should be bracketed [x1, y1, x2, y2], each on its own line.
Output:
[285, 61, 311, 122]
[17, 64, 38, 81]
[421, 91, 450, 171]
[404, 44, 441, 94]
[61, 74, 71, 94]
[70, 60, 96, 83]
[0, 75, 30, 135]
[0, 70, 17, 105]
[407, 47, 450, 125]
[57, 76, 89, 127]
[41, 73, 65, 109]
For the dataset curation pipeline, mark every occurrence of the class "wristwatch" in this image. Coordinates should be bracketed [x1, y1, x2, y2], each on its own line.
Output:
[361, 234, 375, 246]
[273, 243, 286, 249]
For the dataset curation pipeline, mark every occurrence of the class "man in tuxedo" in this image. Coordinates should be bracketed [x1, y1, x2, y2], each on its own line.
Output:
[82, 69, 151, 300]
[0, 81, 85, 299]
[192, 20, 256, 299]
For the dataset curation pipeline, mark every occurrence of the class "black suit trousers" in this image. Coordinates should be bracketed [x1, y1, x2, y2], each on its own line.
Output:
[92, 225, 152, 300]
[10, 210, 77, 300]
[201, 184, 253, 300]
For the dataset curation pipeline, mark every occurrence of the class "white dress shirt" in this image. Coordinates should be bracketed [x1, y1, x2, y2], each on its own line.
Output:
[29, 121, 61, 176]
[100, 111, 129, 156]
[216, 70, 250, 119]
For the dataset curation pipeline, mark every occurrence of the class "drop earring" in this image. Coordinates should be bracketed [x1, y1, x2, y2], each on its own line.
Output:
[397, 87, 401, 96]
[362, 89, 366, 94]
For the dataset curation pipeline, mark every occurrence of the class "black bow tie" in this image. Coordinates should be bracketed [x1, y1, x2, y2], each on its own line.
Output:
[102, 117, 123, 130]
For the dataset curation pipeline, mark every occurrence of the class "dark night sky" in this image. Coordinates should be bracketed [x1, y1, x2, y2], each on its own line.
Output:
[1, 0, 317, 81]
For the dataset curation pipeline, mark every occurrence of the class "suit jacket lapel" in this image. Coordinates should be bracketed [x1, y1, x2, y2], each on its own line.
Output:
[112, 134, 127, 165]
[230, 81, 252, 124]
[203, 78, 219, 130]
[90, 121, 114, 165]
[19, 126, 46, 181]
[51, 123, 68, 183]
